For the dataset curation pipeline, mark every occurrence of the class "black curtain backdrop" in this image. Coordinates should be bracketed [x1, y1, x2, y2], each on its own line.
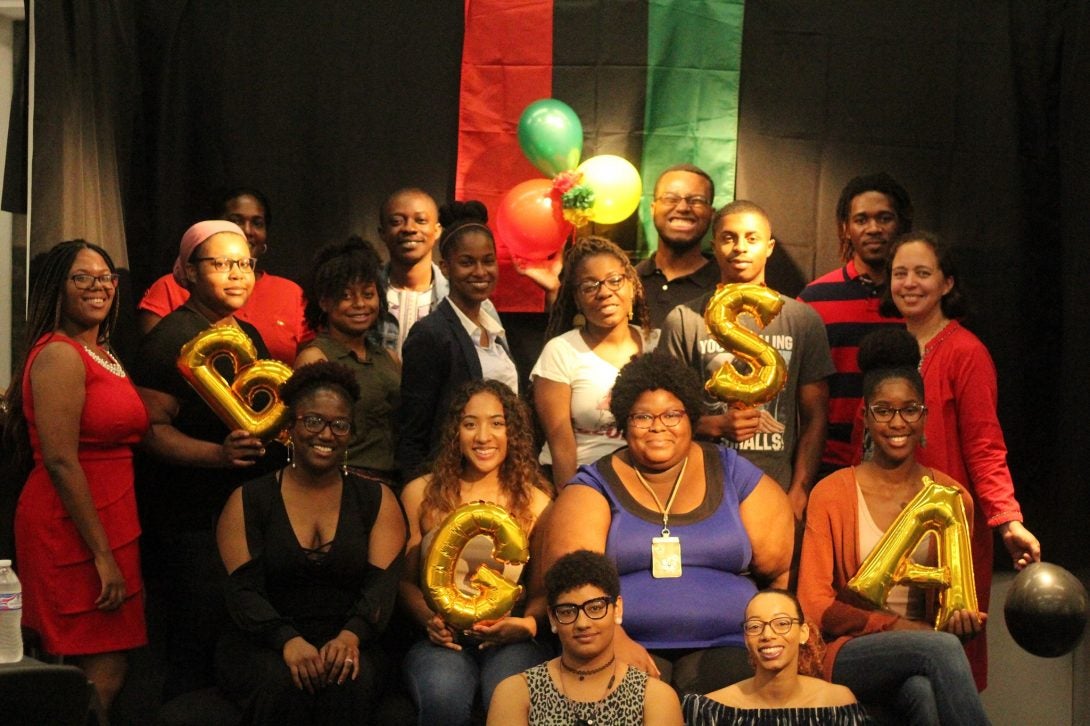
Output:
[25, 1, 1089, 567]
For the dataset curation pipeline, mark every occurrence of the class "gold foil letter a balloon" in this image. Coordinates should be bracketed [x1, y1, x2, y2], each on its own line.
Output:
[423, 501, 530, 630]
[704, 283, 788, 407]
[176, 326, 293, 441]
[847, 477, 978, 630]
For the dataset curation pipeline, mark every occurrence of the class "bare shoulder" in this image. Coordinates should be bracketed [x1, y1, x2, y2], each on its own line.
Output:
[801, 675, 857, 706]
[643, 671, 684, 725]
[30, 339, 83, 372]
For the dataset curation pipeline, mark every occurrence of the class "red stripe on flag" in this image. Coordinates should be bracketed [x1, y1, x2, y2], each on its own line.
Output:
[457, 0, 555, 312]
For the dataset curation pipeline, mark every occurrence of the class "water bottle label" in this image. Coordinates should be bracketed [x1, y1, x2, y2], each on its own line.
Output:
[0, 593, 21, 610]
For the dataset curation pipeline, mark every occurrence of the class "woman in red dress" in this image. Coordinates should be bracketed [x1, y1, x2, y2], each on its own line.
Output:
[2, 240, 149, 710]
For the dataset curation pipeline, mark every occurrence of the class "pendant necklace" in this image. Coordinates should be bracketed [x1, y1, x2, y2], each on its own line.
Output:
[633, 455, 688, 578]
[560, 653, 615, 682]
[558, 656, 618, 726]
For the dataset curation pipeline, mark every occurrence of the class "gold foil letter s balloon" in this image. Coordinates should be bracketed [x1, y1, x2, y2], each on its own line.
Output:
[704, 283, 788, 407]
[176, 326, 293, 441]
[423, 501, 530, 630]
[847, 477, 978, 630]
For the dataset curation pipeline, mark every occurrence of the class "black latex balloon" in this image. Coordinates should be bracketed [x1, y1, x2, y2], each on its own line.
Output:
[1004, 562, 1088, 658]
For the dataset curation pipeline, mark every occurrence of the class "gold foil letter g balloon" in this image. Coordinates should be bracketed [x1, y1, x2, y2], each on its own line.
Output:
[704, 283, 788, 407]
[176, 326, 293, 441]
[423, 502, 530, 630]
[847, 477, 978, 630]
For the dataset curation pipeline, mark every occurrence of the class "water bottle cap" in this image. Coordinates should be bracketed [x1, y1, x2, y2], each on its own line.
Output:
[0, 560, 9, 567]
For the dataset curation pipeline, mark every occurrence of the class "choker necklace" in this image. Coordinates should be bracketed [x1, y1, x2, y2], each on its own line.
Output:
[560, 654, 616, 681]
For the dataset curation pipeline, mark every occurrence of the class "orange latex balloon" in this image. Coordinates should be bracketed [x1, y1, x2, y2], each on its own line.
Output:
[704, 283, 788, 407]
[176, 326, 293, 441]
[847, 476, 978, 630]
[422, 501, 530, 630]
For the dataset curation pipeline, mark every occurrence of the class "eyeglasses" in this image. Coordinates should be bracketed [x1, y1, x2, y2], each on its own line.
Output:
[550, 596, 614, 625]
[655, 193, 711, 210]
[867, 403, 926, 423]
[296, 414, 352, 436]
[741, 616, 800, 636]
[627, 410, 687, 430]
[576, 273, 628, 298]
[192, 256, 258, 273]
[69, 273, 120, 289]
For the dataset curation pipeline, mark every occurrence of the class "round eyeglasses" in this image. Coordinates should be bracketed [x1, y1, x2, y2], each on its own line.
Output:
[549, 596, 614, 625]
[627, 410, 686, 430]
[741, 616, 800, 636]
[296, 414, 352, 437]
[867, 403, 926, 423]
[577, 273, 628, 298]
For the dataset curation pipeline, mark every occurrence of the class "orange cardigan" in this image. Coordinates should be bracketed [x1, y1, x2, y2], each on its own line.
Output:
[797, 467, 974, 676]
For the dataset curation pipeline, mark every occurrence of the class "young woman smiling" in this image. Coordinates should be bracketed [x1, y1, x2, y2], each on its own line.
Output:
[399, 380, 553, 725]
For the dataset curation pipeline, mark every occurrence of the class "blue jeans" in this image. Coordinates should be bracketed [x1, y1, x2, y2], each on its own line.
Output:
[831, 630, 990, 725]
[403, 637, 551, 726]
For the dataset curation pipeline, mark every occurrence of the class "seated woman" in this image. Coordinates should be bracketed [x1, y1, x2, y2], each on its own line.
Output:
[532, 236, 655, 490]
[683, 589, 867, 725]
[399, 379, 553, 725]
[488, 550, 683, 725]
[295, 237, 400, 485]
[799, 328, 989, 725]
[215, 362, 406, 724]
[541, 352, 794, 694]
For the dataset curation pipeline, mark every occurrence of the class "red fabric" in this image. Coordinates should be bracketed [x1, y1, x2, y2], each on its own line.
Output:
[138, 272, 312, 364]
[798, 467, 974, 680]
[16, 336, 150, 654]
[457, 0, 554, 312]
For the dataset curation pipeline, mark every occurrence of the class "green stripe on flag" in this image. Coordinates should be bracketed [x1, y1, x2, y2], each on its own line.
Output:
[638, 0, 745, 257]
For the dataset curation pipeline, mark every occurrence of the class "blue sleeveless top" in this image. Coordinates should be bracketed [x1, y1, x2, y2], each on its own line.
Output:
[571, 442, 763, 649]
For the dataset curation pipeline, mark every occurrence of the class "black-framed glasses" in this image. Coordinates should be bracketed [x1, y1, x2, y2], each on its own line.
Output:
[867, 403, 926, 423]
[627, 410, 686, 430]
[192, 256, 258, 273]
[296, 414, 352, 436]
[655, 193, 711, 210]
[576, 273, 628, 297]
[550, 596, 614, 625]
[69, 273, 120, 289]
[741, 616, 800, 636]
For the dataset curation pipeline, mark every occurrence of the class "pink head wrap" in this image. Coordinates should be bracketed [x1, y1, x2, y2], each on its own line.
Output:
[172, 220, 248, 288]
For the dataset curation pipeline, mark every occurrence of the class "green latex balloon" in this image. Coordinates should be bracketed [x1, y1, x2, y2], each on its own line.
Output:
[518, 99, 583, 177]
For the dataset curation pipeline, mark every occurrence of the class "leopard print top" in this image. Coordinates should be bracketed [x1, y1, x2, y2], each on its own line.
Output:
[525, 661, 647, 725]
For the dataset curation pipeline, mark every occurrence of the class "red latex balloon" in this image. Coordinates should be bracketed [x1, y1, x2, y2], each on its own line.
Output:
[494, 179, 572, 262]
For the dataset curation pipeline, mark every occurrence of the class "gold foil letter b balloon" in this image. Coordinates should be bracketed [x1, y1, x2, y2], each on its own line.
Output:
[176, 326, 293, 441]
[704, 283, 788, 407]
[423, 501, 530, 630]
[847, 477, 978, 630]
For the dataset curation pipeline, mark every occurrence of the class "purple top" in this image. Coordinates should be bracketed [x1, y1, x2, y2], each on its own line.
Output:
[571, 442, 763, 649]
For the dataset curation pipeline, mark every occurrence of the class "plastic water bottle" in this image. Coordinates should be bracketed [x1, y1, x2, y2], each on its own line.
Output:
[0, 558, 23, 663]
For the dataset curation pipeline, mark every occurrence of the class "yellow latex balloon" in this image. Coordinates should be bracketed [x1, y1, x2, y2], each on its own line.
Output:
[422, 501, 530, 630]
[576, 154, 642, 225]
[847, 476, 978, 630]
[704, 283, 788, 407]
[176, 326, 293, 441]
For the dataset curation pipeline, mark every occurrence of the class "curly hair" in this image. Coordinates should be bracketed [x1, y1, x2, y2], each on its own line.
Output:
[2, 240, 120, 477]
[835, 173, 913, 263]
[858, 327, 924, 403]
[438, 200, 494, 259]
[544, 550, 621, 604]
[280, 361, 361, 416]
[304, 236, 387, 331]
[879, 230, 968, 321]
[744, 589, 828, 679]
[421, 380, 550, 532]
[544, 236, 649, 341]
[608, 352, 706, 436]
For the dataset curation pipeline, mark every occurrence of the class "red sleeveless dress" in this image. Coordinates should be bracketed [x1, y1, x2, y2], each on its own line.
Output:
[15, 334, 149, 654]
